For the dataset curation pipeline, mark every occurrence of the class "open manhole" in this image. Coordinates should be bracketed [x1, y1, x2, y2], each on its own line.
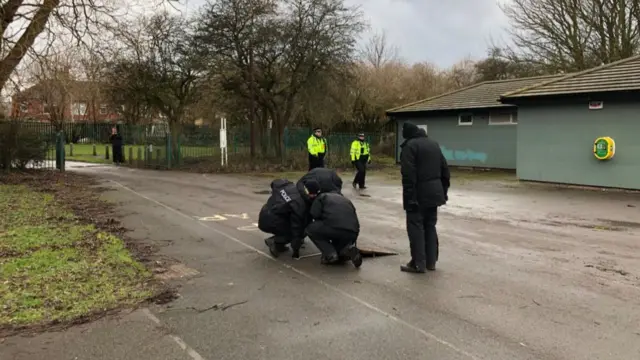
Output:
[358, 245, 398, 258]
[254, 190, 271, 195]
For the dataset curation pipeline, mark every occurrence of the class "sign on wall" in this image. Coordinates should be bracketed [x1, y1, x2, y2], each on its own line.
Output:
[589, 101, 603, 110]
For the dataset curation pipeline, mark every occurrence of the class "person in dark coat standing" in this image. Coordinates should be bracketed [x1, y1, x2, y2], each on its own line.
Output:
[297, 167, 343, 194]
[399, 122, 450, 273]
[305, 192, 362, 267]
[109, 126, 124, 165]
[258, 178, 320, 258]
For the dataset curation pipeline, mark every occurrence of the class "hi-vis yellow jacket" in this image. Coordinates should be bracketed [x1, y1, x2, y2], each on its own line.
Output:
[350, 140, 371, 161]
[307, 136, 327, 156]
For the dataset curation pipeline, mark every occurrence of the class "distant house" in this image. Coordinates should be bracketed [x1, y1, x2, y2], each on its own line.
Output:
[500, 55, 640, 190]
[386, 75, 563, 169]
[10, 79, 121, 123]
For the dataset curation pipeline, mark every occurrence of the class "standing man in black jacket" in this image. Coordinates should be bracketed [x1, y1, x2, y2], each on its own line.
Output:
[305, 192, 362, 267]
[258, 178, 320, 258]
[399, 122, 450, 273]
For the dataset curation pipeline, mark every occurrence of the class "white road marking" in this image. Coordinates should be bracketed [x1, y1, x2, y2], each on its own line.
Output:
[112, 180, 479, 360]
[237, 223, 259, 231]
[141, 308, 206, 360]
[196, 215, 227, 221]
[299, 252, 322, 259]
[223, 213, 249, 219]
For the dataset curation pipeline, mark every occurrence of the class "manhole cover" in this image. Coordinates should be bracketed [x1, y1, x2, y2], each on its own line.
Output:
[155, 264, 200, 280]
[358, 245, 398, 257]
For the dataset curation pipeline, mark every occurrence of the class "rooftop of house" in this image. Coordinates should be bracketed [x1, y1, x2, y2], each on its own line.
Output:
[13, 79, 105, 101]
[501, 55, 640, 99]
[386, 74, 564, 115]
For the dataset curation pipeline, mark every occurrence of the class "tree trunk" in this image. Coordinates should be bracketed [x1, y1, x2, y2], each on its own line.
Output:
[169, 120, 181, 164]
[0, 0, 61, 91]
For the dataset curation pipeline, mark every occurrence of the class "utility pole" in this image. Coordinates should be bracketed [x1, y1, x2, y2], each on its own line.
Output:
[249, 0, 256, 158]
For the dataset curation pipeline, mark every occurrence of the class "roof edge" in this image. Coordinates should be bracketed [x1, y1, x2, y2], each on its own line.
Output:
[386, 74, 564, 115]
[386, 82, 485, 114]
[501, 55, 640, 99]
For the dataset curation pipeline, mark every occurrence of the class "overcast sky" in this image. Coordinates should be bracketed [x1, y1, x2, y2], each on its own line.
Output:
[178, 0, 511, 68]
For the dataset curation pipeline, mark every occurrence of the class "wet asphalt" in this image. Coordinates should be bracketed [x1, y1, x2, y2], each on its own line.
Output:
[3, 162, 640, 360]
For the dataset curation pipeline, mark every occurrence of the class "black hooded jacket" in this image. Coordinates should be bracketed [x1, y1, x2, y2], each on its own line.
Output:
[399, 122, 450, 210]
[297, 167, 343, 194]
[258, 179, 311, 249]
[309, 192, 360, 234]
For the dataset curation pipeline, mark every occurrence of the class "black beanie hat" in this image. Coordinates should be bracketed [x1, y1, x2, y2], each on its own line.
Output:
[304, 179, 321, 195]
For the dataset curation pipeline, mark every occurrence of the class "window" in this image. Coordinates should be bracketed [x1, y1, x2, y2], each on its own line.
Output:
[458, 113, 473, 125]
[489, 111, 517, 125]
[99, 104, 108, 114]
[72, 102, 87, 116]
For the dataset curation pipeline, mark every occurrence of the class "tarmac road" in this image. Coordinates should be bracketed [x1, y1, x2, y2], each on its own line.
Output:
[5, 163, 640, 360]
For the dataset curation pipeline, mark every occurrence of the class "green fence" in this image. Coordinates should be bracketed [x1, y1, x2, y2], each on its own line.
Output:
[0, 121, 65, 171]
[8, 121, 392, 171]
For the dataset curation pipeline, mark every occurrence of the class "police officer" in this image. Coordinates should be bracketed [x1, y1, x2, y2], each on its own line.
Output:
[258, 178, 320, 258]
[350, 132, 371, 189]
[298, 167, 343, 194]
[305, 192, 362, 267]
[307, 127, 327, 170]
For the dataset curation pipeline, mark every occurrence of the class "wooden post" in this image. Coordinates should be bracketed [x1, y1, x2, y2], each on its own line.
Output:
[137, 147, 142, 167]
[92, 144, 97, 156]
[105, 145, 109, 160]
[128, 147, 133, 165]
[69, 143, 73, 156]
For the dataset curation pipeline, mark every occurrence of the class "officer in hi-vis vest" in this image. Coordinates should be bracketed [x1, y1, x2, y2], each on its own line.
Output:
[350, 132, 371, 189]
[307, 127, 327, 170]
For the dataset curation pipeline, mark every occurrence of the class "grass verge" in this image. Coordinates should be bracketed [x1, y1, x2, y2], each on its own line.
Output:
[0, 172, 165, 335]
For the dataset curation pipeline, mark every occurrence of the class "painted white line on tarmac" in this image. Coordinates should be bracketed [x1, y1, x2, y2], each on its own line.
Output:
[142, 308, 205, 360]
[112, 180, 480, 360]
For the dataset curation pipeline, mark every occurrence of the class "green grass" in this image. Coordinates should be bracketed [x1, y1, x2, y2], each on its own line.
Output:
[0, 185, 152, 327]
[65, 144, 218, 164]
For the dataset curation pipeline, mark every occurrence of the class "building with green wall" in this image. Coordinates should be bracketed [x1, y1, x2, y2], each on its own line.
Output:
[386, 75, 562, 169]
[500, 55, 640, 190]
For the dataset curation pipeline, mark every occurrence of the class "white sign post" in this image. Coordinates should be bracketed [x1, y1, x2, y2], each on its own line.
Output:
[220, 117, 228, 166]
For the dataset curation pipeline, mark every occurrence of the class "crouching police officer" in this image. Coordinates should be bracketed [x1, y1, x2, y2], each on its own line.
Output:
[305, 192, 362, 267]
[258, 178, 321, 258]
[298, 167, 343, 194]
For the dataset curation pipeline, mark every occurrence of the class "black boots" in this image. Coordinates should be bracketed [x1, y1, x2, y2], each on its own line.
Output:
[341, 245, 362, 268]
[400, 260, 435, 273]
[265, 237, 288, 257]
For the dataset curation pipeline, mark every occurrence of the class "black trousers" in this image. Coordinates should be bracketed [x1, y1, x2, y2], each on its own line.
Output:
[305, 220, 357, 257]
[308, 154, 325, 170]
[352, 159, 367, 188]
[112, 145, 124, 163]
[406, 207, 439, 269]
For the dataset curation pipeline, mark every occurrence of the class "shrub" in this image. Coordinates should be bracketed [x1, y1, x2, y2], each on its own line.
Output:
[0, 121, 51, 170]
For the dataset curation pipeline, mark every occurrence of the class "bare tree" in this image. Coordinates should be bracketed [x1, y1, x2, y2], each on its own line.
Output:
[105, 12, 203, 158]
[362, 31, 399, 68]
[500, 0, 640, 72]
[18, 50, 78, 129]
[196, 0, 365, 158]
[446, 57, 478, 88]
